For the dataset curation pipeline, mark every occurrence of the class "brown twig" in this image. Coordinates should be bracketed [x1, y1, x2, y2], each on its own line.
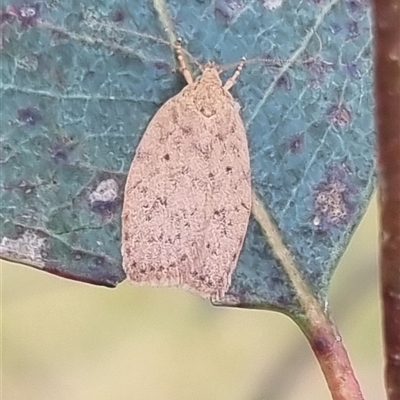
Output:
[371, 0, 400, 399]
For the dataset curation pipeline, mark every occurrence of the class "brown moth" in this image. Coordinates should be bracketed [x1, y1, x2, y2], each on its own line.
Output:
[121, 40, 251, 301]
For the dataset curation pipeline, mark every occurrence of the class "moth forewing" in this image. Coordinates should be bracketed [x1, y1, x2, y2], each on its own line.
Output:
[121, 45, 251, 301]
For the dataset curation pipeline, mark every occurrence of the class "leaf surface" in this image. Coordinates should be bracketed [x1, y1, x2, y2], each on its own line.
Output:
[0, 0, 374, 311]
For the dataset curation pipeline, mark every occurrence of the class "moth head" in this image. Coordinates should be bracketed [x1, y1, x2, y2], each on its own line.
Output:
[199, 62, 223, 84]
[202, 61, 223, 73]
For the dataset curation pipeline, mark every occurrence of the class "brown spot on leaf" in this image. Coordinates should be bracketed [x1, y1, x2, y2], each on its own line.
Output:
[111, 8, 125, 23]
[49, 136, 75, 164]
[328, 104, 351, 126]
[214, 0, 241, 21]
[8, 3, 40, 27]
[0, 8, 14, 24]
[277, 73, 291, 90]
[304, 58, 333, 88]
[287, 133, 305, 154]
[313, 164, 356, 232]
[17, 107, 41, 125]
[347, 21, 359, 39]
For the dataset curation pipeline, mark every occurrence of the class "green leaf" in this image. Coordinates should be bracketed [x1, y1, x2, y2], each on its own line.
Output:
[0, 0, 374, 312]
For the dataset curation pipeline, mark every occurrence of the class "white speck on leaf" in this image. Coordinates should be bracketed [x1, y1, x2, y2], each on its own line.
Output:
[89, 179, 119, 206]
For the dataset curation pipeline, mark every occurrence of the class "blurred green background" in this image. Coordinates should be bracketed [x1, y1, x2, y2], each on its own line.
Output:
[2, 194, 382, 400]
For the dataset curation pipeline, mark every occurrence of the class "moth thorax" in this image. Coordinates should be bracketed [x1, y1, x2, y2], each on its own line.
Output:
[194, 83, 224, 117]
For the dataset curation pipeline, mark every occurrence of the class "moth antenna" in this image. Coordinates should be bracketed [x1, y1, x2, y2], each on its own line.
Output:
[175, 38, 194, 84]
[221, 57, 284, 71]
[223, 57, 246, 91]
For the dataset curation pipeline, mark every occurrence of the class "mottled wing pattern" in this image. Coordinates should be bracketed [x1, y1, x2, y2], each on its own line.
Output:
[122, 76, 251, 300]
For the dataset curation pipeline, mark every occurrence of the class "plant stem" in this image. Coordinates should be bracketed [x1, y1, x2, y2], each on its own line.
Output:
[299, 317, 364, 400]
[372, 0, 400, 398]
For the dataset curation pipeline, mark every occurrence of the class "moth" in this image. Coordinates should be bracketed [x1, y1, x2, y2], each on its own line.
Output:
[121, 40, 251, 301]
